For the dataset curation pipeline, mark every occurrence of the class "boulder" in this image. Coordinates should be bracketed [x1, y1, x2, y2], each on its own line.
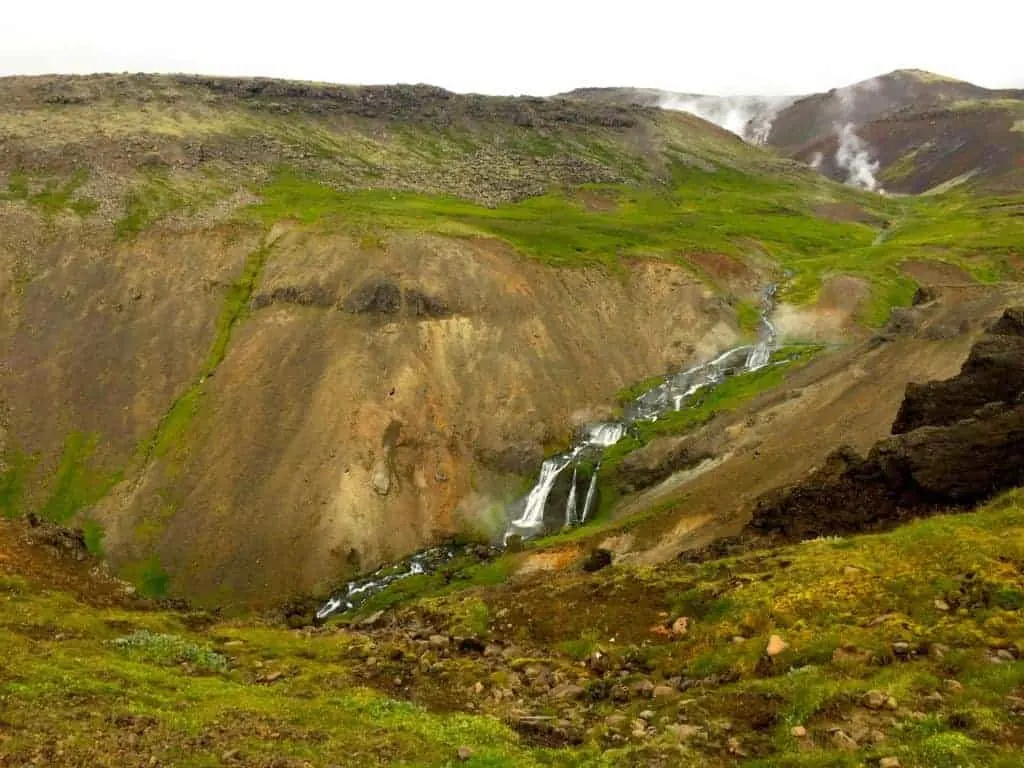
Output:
[582, 548, 613, 573]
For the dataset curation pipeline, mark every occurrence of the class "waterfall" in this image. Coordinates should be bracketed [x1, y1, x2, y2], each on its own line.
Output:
[502, 283, 778, 542]
[505, 454, 574, 539]
[581, 464, 600, 522]
[564, 464, 578, 526]
[317, 284, 779, 620]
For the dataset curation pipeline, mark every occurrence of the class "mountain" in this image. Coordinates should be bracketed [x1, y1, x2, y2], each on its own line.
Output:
[0, 72, 1021, 614]
[560, 69, 1024, 193]
[3, 69, 1024, 767]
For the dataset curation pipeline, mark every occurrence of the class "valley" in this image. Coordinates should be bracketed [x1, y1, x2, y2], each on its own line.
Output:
[1, 67, 1023, 767]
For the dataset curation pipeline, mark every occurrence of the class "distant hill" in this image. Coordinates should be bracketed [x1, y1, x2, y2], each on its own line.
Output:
[558, 69, 1024, 193]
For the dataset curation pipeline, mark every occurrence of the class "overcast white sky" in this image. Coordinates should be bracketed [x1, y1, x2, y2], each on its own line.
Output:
[2, 1, 1022, 96]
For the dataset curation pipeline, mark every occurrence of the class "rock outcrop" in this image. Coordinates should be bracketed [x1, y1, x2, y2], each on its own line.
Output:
[749, 308, 1024, 539]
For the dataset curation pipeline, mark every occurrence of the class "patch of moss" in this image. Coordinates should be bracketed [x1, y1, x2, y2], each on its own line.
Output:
[39, 432, 122, 524]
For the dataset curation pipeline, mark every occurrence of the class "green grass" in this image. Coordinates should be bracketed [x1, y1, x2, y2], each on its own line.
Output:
[0, 444, 37, 519]
[0, 168, 96, 216]
[4, 484, 1024, 765]
[250, 167, 878, 271]
[38, 432, 122, 524]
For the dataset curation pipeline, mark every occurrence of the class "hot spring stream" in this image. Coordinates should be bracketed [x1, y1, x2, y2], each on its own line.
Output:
[317, 287, 777, 620]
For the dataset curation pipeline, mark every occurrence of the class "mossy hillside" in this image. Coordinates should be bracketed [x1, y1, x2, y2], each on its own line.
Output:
[4, 489, 1023, 766]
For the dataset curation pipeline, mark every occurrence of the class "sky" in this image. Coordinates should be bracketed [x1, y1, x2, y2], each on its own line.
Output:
[2, 1, 1022, 96]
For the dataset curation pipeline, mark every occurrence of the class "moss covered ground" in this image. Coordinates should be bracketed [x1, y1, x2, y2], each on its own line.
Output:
[3, 489, 1022, 766]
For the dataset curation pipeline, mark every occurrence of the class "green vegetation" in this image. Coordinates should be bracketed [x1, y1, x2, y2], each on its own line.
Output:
[110, 630, 229, 673]
[0, 445, 37, 519]
[0, 168, 96, 216]
[147, 238, 273, 461]
[4, 482, 1023, 765]
[39, 431, 122, 523]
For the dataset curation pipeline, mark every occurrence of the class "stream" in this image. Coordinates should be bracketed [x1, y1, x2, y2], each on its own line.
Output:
[316, 285, 777, 620]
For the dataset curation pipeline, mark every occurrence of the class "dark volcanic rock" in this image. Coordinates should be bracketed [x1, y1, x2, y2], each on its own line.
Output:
[749, 307, 1024, 540]
[251, 282, 335, 310]
[582, 548, 613, 573]
[892, 309, 1024, 433]
[342, 279, 402, 314]
[404, 288, 450, 318]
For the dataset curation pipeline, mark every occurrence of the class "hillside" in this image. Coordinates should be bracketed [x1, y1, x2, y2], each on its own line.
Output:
[560, 70, 1024, 194]
[1, 72, 1022, 613]
[3, 479, 1023, 767]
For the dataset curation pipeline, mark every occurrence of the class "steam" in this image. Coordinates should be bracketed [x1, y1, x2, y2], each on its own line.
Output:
[835, 123, 881, 191]
[657, 94, 794, 145]
[809, 152, 823, 170]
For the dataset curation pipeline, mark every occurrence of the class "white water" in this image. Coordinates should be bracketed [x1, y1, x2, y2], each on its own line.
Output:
[564, 465, 578, 526]
[318, 286, 777, 620]
[581, 465, 600, 523]
[504, 284, 777, 540]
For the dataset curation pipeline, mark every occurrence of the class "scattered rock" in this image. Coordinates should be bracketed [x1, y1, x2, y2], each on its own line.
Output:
[667, 723, 705, 741]
[638, 710, 655, 721]
[582, 548, 613, 573]
[632, 679, 655, 698]
[934, 598, 950, 611]
[830, 729, 858, 751]
[843, 565, 862, 576]
[652, 685, 678, 699]
[879, 758, 902, 768]
[791, 725, 807, 738]
[549, 684, 585, 700]
[727, 736, 748, 757]
[766, 635, 789, 656]
[457, 745, 474, 761]
[670, 616, 689, 637]
[428, 634, 450, 649]
[944, 679, 964, 692]
[863, 690, 887, 710]
[610, 684, 630, 703]
[892, 641, 910, 657]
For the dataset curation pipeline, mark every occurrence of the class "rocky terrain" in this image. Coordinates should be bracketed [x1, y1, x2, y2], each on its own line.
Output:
[1, 67, 1024, 767]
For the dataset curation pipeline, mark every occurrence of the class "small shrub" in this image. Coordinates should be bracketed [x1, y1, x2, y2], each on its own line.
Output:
[109, 630, 228, 673]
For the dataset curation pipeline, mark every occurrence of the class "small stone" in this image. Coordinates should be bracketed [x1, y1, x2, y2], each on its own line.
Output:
[610, 684, 630, 703]
[653, 685, 678, 699]
[638, 710, 655, 721]
[633, 679, 655, 698]
[791, 725, 807, 738]
[830, 729, 858, 751]
[671, 616, 689, 637]
[667, 723, 704, 740]
[879, 758, 902, 768]
[262, 671, 283, 683]
[869, 728, 887, 743]
[766, 635, 789, 656]
[930, 643, 950, 659]
[221, 750, 241, 762]
[843, 566, 862, 576]
[727, 736, 747, 756]
[923, 691, 944, 710]
[549, 683, 585, 700]
[997, 649, 1016, 661]
[892, 641, 911, 657]
[472, 681, 484, 695]
[605, 714, 628, 727]
[944, 679, 964, 692]
[457, 746, 474, 761]
[731, 635, 746, 644]
[885, 696, 898, 710]
[934, 599, 950, 611]
[428, 634, 449, 649]
[863, 690, 887, 710]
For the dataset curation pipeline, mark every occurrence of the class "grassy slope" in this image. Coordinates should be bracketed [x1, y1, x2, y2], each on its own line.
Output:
[3, 490, 1022, 766]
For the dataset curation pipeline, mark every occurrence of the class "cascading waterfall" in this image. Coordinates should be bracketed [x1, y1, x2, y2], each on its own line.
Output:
[581, 465, 600, 523]
[503, 283, 778, 541]
[317, 285, 778, 620]
[564, 465, 579, 527]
